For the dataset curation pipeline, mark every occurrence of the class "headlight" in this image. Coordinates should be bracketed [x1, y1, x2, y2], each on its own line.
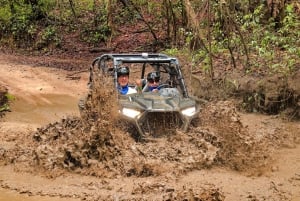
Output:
[121, 108, 141, 118]
[181, 107, 196, 117]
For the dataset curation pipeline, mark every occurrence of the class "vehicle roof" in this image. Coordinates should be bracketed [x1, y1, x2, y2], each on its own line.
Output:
[96, 53, 180, 64]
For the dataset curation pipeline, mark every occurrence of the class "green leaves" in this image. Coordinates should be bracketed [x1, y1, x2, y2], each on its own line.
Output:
[0, 93, 14, 113]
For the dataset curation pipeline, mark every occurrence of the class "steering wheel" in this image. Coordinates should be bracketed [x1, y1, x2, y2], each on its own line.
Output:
[157, 84, 172, 90]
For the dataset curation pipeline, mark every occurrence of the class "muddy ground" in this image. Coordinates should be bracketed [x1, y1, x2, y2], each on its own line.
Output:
[0, 53, 300, 201]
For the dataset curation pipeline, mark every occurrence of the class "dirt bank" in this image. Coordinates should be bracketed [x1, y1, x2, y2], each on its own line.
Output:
[0, 53, 300, 201]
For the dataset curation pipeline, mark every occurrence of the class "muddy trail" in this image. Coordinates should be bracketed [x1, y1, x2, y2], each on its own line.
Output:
[0, 53, 300, 201]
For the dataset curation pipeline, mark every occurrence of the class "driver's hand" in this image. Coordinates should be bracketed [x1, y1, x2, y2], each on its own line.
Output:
[152, 89, 158, 92]
[135, 79, 142, 86]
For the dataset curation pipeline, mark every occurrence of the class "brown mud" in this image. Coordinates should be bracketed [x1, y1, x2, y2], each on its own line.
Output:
[0, 53, 300, 201]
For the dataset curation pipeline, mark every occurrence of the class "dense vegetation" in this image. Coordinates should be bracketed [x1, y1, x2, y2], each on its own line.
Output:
[0, 0, 299, 72]
[0, 0, 299, 117]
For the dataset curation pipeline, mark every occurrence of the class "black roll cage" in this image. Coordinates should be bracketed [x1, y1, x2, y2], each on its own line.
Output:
[91, 53, 189, 98]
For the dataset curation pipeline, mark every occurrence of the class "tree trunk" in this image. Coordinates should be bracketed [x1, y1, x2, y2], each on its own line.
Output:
[183, 0, 208, 52]
[68, 0, 77, 19]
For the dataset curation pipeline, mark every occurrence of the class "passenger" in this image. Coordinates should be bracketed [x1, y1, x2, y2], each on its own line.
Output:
[117, 66, 137, 95]
[136, 71, 160, 92]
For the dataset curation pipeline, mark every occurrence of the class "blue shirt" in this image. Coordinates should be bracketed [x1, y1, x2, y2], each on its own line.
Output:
[118, 85, 137, 95]
[118, 85, 129, 95]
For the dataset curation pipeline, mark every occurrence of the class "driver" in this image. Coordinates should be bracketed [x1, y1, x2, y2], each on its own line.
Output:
[136, 71, 160, 92]
[117, 66, 137, 95]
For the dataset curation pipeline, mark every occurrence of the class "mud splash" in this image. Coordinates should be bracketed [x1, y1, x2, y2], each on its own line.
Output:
[25, 84, 283, 199]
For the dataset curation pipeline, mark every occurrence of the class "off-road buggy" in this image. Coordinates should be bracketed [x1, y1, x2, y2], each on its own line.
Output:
[86, 53, 199, 138]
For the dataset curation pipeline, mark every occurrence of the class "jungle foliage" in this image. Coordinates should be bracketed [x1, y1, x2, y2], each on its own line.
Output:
[0, 0, 299, 78]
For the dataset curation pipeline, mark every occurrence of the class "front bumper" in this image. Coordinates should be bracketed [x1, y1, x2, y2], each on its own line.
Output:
[119, 108, 198, 137]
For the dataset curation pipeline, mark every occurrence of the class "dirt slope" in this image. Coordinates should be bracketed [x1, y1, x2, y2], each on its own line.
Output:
[0, 53, 300, 201]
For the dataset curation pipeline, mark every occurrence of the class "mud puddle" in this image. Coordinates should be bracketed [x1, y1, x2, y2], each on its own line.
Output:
[3, 94, 80, 125]
[0, 189, 79, 201]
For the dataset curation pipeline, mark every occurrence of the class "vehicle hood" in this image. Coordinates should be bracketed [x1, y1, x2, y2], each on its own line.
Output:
[119, 88, 196, 112]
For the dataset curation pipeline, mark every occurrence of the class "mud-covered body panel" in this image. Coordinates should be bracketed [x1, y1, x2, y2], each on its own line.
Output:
[119, 88, 198, 136]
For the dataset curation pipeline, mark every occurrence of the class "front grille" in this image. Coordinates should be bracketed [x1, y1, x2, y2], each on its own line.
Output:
[140, 112, 183, 137]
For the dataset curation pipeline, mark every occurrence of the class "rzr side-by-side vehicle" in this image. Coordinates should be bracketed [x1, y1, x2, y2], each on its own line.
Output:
[88, 53, 199, 138]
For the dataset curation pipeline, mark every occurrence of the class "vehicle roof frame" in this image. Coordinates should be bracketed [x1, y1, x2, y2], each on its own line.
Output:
[91, 53, 190, 98]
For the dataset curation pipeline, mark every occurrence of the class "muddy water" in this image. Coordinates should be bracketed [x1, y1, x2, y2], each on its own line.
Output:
[0, 94, 81, 201]
[4, 94, 80, 126]
[0, 189, 79, 201]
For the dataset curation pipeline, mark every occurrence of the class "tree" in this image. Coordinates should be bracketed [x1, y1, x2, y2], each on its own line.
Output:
[24, 0, 46, 20]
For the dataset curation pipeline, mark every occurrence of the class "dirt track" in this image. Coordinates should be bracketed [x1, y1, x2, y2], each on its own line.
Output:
[0, 54, 300, 201]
